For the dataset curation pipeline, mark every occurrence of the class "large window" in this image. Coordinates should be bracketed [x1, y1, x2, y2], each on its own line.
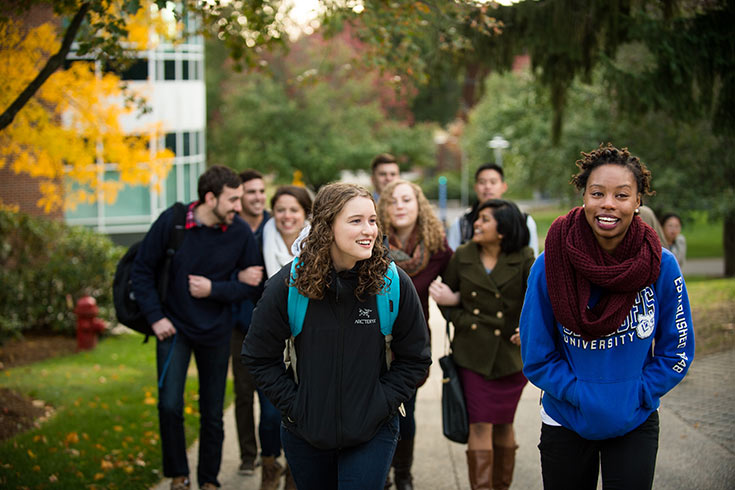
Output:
[65, 130, 205, 233]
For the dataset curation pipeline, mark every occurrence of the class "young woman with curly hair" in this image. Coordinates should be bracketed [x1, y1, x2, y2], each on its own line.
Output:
[519, 143, 695, 489]
[377, 179, 452, 490]
[243, 182, 432, 490]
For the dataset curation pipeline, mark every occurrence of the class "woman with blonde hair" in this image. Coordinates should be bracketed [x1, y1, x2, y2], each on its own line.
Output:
[243, 182, 431, 490]
[377, 179, 452, 490]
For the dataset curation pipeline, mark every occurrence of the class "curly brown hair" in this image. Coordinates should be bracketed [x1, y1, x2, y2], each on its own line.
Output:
[571, 143, 655, 200]
[377, 180, 447, 254]
[292, 182, 391, 300]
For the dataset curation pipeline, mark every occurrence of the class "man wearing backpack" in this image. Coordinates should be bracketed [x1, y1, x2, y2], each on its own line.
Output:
[132, 165, 262, 490]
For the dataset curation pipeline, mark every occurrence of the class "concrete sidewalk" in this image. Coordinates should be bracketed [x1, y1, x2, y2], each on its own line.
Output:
[152, 301, 735, 490]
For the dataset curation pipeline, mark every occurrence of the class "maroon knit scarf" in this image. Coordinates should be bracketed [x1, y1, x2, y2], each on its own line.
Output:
[544, 207, 662, 340]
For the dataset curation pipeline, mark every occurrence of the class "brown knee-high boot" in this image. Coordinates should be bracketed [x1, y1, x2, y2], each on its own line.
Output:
[492, 445, 518, 490]
[259, 456, 283, 490]
[466, 449, 493, 490]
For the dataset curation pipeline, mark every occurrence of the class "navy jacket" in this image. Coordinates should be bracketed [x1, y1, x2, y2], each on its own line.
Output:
[132, 203, 261, 346]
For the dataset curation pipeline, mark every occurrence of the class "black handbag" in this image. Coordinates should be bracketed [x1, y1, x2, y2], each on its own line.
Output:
[440, 322, 469, 444]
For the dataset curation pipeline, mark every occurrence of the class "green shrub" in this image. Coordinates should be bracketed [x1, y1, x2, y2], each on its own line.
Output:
[0, 210, 122, 340]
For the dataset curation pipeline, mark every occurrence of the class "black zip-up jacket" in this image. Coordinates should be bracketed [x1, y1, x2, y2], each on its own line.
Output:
[242, 261, 432, 449]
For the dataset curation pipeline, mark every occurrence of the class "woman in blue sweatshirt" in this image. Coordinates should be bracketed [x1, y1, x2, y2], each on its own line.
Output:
[519, 143, 694, 490]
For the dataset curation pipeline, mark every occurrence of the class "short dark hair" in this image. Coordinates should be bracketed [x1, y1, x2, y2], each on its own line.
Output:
[371, 153, 398, 173]
[198, 165, 241, 201]
[270, 185, 313, 217]
[475, 163, 504, 182]
[239, 169, 263, 184]
[571, 143, 654, 201]
[475, 199, 529, 254]
[661, 213, 682, 228]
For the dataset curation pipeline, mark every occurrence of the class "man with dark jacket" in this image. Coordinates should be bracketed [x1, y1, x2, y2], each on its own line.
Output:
[132, 165, 261, 490]
[230, 169, 269, 476]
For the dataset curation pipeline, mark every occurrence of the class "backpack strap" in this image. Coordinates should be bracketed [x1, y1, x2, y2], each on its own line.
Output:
[377, 261, 399, 336]
[287, 257, 308, 337]
[286, 259, 401, 386]
[286, 258, 305, 384]
[158, 202, 187, 303]
[377, 262, 399, 374]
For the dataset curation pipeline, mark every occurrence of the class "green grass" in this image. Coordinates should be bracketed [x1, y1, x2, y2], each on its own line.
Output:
[684, 211, 723, 258]
[0, 334, 233, 490]
[529, 206, 723, 258]
[684, 277, 735, 357]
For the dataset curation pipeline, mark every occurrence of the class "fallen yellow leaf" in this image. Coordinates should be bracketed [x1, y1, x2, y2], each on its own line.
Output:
[113, 425, 123, 432]
[94, 472, 105, 480]
[65, 432, 79, 444]
[32, 465, 40, 471]
[27, 449, 36, 459]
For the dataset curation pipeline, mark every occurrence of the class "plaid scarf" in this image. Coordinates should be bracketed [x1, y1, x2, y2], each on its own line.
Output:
[388, 227, 429, 277]
[544, 207, 661, 340]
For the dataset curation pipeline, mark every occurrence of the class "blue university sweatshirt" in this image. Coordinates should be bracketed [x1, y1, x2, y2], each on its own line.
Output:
[519, 248, 694, 440]
[132, 203, 262, 346]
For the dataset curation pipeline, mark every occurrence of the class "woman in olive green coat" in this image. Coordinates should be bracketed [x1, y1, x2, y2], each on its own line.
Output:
[430, 199, 534, 490]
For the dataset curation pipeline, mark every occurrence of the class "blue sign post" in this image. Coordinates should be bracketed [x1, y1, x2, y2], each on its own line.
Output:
[438, 175, 447, 226]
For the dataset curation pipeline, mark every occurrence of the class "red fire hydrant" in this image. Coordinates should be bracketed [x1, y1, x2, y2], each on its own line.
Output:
[75, 296, 106, 351]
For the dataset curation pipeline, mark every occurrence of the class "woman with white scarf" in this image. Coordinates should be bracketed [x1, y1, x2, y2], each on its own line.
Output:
[255, 184, 313, 490]
[262, 185, 313, 278]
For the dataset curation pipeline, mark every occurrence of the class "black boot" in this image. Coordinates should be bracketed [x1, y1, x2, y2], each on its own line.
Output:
[393, 438, 414, 490]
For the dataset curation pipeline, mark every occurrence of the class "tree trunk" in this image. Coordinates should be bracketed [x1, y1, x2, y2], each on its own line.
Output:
[724, 210, 735, 277]
[458, 62, 489, 121]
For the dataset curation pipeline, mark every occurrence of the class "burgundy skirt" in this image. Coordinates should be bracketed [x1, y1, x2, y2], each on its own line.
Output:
[459, 367, 527, 425]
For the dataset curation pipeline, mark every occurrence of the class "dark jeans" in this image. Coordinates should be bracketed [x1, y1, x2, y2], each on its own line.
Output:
[281, 415, 399, 490]
[157, 334, 229, 487]
[230, 328, 257, 465]
[257, 387, 283, 457]
[539, 410, 660, 490]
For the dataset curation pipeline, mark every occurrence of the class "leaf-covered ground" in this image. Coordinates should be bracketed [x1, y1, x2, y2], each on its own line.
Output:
[0, 334, 76, 442]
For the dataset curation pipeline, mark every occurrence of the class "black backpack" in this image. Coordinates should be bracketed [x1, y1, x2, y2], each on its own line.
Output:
[112, 203, 187, 341]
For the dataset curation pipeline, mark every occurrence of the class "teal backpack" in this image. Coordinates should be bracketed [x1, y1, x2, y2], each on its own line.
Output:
[286, 257, 400, 384]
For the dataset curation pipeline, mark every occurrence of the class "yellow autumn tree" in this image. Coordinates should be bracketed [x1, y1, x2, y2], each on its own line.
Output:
[0, 5, 175, 213]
